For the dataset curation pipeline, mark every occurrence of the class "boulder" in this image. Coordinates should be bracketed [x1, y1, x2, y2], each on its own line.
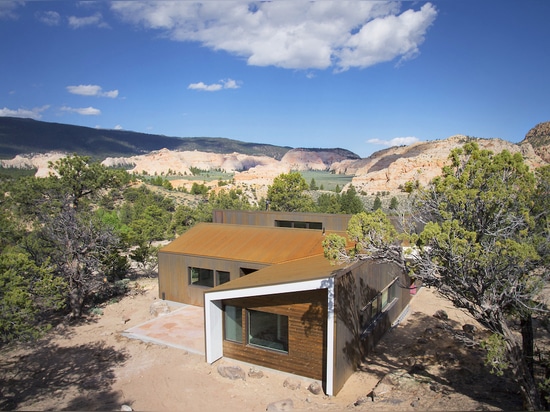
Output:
[217, 365, 246, 381]
[283, 377, 301, 390]
[266, 399, 294, 411]
[307, 381, 323, 395]
[149, 300, 170, 317]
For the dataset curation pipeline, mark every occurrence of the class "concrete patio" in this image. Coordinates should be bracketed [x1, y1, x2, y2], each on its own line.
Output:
[122, 304, 205, 355]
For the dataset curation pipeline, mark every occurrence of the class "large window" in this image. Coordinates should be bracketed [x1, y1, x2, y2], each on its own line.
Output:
[224, 305, 243, 343]
[247, 310, 289, 353]
[189, 268, 233, 288]
[189, 267, 214, 287]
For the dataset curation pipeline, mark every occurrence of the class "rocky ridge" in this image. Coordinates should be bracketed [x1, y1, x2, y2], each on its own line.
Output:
[2, 130, 548, 193]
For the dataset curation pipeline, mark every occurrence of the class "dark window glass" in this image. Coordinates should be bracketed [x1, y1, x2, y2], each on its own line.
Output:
[247, 310, 288, 353]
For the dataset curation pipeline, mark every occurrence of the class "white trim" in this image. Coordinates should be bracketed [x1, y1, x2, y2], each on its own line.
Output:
[204, 299, 223, 363]
[205, 278, 331, 302]
[325, 277, 336, 396]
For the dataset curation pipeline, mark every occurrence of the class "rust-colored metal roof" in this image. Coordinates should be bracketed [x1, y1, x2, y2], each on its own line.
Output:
[207, 254, 351, 293]
[160, 223, 344, 265]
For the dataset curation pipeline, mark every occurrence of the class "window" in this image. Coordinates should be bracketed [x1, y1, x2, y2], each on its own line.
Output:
[217, 271, 230, 285]
[247, 310, 288, 353]
[274, 220, 322, 230]
[224, 305, 243, 343]
[189, 267, 214, 287]
[240, 267, 257, 277]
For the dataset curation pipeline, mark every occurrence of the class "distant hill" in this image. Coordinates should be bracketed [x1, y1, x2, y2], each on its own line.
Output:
[0, 117, 297, 160]
[521, 121, 550, 162]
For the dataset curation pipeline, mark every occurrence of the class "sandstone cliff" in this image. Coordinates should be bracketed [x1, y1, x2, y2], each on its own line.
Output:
[334, 135, 546, 194]
[2, 132, 548, 195]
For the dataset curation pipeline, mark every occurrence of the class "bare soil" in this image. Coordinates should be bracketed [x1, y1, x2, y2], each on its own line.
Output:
[0, 278, 531, 411]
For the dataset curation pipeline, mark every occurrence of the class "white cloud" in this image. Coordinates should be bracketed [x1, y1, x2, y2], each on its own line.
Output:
[61, 106, 101, 116]
[0, 1, 21, 20]
[68, 12, 109, 29]
[0, 105, 49, 119]
[113, 124, 123, 130]
[36, 10, 61, 26]
[188, 78, 241, 92]
[67, 84, 119, 98]
[111, 1, 437, 71]
[368, 136, 420, 147]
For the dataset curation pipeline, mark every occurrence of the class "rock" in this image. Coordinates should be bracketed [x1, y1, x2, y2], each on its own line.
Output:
[462, 324, 476, 333]
[217, 365, 246, 381]
[354, 395, 372, 406]
[307, 381, 323, 395]
[248, 367, 264, 379]
[372, 382, 393, 397]
[266, 399, 294, 411]
[283, 377, 301, 390]
[149, 300, 170, 317]
[120, 405, 133, 411]
[433, 310, 448, 320]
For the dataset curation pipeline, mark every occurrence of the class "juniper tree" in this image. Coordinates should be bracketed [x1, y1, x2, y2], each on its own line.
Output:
[323, 143, 549, 410]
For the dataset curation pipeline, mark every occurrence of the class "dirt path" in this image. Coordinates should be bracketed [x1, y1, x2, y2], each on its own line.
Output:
[1, 278, 523, 411]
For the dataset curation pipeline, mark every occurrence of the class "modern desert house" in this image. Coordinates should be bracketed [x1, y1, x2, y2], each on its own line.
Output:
[157, 210, 413, 396]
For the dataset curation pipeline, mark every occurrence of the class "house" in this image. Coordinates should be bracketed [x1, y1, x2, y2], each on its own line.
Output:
[157, 210, 413, 396]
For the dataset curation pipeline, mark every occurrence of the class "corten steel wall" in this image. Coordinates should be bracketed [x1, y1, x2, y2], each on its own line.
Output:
[213, 209, 352, 231]
[221, 289, 328, 382]
[158, 252, 268, 306]
[332, 261, 411, 394]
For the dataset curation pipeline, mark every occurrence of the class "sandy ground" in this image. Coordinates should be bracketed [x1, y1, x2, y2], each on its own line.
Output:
[1, 278, 525, 411]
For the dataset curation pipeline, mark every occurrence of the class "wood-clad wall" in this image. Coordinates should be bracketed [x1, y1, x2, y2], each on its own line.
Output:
[222, 289, 327, 381]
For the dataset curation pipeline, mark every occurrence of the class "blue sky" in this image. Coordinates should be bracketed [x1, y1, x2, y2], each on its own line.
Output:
[1, 0, 549, 158]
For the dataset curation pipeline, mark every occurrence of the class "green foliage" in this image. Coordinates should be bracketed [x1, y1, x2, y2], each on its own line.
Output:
[481, 334, 509, 376]
[316, 193, 342, 214]
[267, 172, 316, 212]
[322, 233, 348, 263]
[372, 196, 382, 211]
[389, 196, 399, 210]
[309, 178, 318, 190]
[340, 185, 364, 214]
[190, 182, 209, 195]
[0, 251, 66, 343]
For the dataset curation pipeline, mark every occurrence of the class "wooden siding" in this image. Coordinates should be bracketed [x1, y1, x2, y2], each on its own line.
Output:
[221, 290, 327, 381]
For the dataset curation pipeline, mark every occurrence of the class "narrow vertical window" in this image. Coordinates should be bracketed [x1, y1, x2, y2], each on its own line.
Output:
[224, 305, 243, 343]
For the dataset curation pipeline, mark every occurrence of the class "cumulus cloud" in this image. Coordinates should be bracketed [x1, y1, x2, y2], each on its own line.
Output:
[368, 136, 420, 147]
[61, 106, 101, 116]
[0, 105, 50, 119]
[67, 84, 119, 98]
[68, 12, 109, 29]
[111, 1, 437, 71]
[188, 78, 241, 92]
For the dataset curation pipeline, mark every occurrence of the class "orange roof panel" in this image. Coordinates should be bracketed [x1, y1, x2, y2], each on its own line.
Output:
[160, 223, 344, 265]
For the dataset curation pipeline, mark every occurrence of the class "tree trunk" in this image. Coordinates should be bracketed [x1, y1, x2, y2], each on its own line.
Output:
[521, 314, 535, 377]
[503, 321, 543, 410]
[69, 287, 84, 318]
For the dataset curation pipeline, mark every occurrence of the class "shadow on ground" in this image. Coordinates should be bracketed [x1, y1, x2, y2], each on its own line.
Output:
[357, 310, 523, 410]
[0, 340, 129, 411]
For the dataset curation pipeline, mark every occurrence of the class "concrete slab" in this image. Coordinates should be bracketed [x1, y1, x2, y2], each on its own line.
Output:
[123, 304, 205, 355]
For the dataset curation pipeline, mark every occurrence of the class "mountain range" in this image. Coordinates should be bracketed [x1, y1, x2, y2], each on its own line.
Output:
[1, 117, 548, 194]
